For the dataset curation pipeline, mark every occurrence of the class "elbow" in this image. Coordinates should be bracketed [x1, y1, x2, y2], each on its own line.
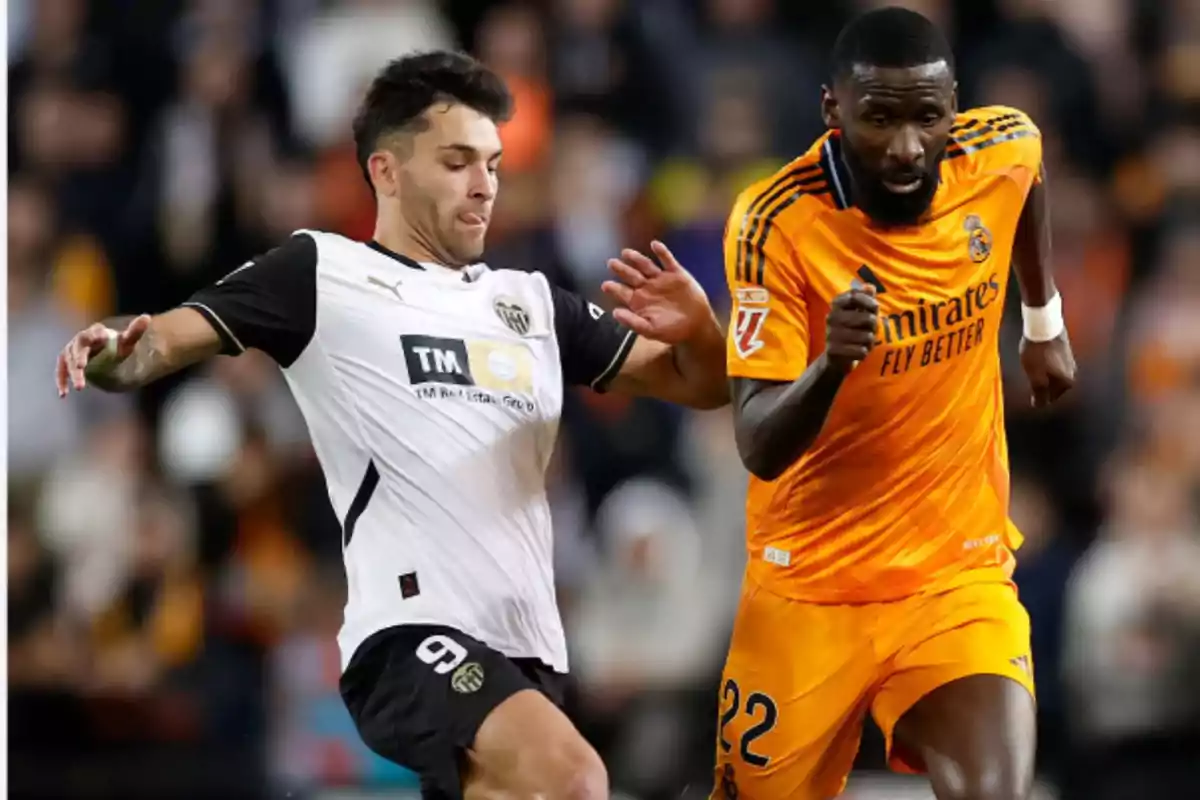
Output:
[744, 456, 788, 483]
[734, 425, 790, 482]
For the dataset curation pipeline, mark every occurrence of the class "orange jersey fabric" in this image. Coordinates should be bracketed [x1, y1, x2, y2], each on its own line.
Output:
[725, 106, 1043, 602]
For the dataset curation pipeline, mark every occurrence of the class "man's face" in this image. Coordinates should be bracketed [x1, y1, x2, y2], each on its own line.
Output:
[395, 103, 502, 266]
[823, 62, 956, 226]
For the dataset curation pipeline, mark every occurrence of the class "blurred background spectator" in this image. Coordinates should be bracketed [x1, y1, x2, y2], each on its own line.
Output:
[7, 1, 1199, 798]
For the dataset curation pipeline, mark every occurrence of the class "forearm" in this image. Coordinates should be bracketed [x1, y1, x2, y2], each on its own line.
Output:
[85, 315, 178, 392]
[668, 314, 729, 409]
[735, 354, 846, 480]
[1013, 178, 1056, 307]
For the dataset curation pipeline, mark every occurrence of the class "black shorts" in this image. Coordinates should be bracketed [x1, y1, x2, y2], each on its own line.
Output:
[339, 624, 568, 800]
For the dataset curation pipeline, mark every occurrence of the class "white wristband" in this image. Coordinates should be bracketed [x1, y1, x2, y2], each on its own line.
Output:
[1021, 293, 1064, 342]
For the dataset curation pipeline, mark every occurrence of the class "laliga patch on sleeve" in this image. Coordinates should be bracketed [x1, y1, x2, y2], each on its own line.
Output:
[734, 305, 769, 358]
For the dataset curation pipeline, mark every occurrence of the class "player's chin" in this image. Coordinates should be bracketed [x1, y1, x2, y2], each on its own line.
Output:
[864, 180, 936, 225]
[448, 236, 486, 265]
[448, 224, 487, 257]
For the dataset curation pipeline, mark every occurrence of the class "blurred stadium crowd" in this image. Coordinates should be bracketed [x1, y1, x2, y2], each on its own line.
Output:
[7, 0, 1200, 798]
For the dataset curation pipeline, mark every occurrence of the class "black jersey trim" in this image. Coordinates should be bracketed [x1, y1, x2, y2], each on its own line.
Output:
[367, 240, 426, 271]
[821, 136, 853, 210]
[736, 162, 824, 283]
[738, 172, 827, 285]
[343, 460, 380, 548]
[181, 301, 247, 354]
[945, 128, 1038, 160]
[590, 329, 638, 392]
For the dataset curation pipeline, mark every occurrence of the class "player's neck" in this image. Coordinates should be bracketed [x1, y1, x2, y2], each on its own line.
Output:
[371, 221, 463, 272]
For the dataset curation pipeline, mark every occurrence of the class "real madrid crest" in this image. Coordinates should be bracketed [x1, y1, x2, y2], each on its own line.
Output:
[964, 214, 993, 263]
[493, 296, 531, 336]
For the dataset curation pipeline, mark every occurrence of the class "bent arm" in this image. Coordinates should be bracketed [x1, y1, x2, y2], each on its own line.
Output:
[722, 185, 839, 479]
[732, 359, 845, 481]
[86, 308, 222, 392]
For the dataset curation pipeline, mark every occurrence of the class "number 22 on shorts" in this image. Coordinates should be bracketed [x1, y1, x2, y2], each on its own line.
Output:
[719, 678, 779, 767]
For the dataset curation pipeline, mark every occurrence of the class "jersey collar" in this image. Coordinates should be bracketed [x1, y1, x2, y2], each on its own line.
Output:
[822, 133, 854, 211]
[367, 240, 489, 283]
[823, 132, 948, 215]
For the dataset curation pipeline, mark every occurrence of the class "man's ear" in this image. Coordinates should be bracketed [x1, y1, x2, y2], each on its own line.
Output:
[821, 85, 841, 130]
[368, 149, 401, 198]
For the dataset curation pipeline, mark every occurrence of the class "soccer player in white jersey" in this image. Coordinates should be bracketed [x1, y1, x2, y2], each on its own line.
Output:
[54, 52, 727, 799]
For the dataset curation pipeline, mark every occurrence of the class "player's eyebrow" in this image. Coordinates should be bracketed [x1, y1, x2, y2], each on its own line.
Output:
[438, 144, 503, 162]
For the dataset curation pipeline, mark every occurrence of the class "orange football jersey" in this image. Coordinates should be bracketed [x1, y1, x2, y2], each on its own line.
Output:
[725, 106, 1043, 602]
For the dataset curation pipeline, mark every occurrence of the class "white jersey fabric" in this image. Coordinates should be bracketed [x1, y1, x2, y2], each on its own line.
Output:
[185, 230, 637, 672]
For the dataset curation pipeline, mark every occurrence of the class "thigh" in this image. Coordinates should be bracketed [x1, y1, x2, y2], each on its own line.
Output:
[711, 581, 877, 800]
[340, 624, 553, 800]
[873, 582, 1037, 797]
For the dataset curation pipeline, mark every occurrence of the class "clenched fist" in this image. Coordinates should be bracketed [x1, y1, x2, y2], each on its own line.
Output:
[1020, 332, 1076, 408]
[825, 283, 879, 374]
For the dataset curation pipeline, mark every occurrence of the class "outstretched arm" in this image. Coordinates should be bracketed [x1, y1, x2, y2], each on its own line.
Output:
[551, 241, 728, 410]
[59, 309, 224, 394]
[605, 332, 728, 410]
[56, 232, 319, 397]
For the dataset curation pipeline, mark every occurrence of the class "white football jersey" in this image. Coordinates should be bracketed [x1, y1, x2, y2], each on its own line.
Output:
[185, 230, 637, 672]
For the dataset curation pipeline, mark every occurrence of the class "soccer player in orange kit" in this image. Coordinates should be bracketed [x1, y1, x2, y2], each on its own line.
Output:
[713, 7, 1075, 800]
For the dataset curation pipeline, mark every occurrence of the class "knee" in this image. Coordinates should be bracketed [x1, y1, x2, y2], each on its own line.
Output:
[469, 736, 608, 800]
[935, 765, 1030, 800]
[941, 787, 1028, 800]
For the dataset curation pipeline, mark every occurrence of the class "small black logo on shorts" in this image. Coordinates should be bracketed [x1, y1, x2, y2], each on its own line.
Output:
[493, 296, 531, 335]
[451, 662, 485, 694]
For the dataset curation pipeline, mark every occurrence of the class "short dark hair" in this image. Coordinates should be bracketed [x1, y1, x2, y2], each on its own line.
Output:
[352, 51, 513, 187]
[830, 7, 954, 83]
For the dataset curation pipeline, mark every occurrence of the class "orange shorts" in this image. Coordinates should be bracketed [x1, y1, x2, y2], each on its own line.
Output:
[710, 575, 1035, 800]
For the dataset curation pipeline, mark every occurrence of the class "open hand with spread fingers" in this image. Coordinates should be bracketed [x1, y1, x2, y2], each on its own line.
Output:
[601, 240, 714, 344]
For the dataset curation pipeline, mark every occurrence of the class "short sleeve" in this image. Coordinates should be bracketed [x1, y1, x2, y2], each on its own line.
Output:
[724, 196, 810, 382]
[550, 285, 638, 391]
[183, 233, 318, 368]
[953, 105, 1043, 189]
